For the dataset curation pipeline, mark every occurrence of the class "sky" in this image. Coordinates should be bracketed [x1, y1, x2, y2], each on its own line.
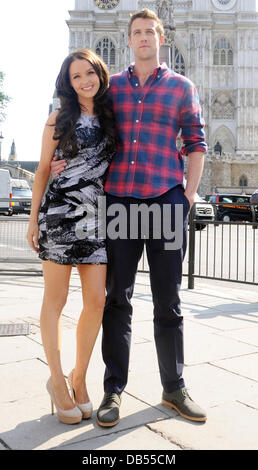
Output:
[0, 0, 258, 162]
[0, 0, 74, 162]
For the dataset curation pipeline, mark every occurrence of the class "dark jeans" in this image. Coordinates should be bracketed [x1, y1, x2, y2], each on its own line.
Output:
[102, 185, 190, 394]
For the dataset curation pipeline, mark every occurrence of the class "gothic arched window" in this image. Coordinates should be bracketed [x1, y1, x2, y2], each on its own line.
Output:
[96, 38, 116, 67]
[213, 38, 233, 66]
[170, 45, 185, 75]
[239, 175, 248, 187]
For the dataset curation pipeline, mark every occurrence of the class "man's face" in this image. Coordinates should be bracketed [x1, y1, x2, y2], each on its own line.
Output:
[128, 18, 164, 62]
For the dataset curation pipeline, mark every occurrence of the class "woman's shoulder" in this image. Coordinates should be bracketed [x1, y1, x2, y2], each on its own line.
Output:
[46, 109, 60, 126]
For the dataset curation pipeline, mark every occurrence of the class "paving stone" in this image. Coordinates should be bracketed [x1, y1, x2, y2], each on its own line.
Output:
[212, 353, 258, 382]
[237, 394, 258, 410]
[188, 311, 258, 331]
[221, 326, 258, 347]
[148, 402, 258, 450]
[0, 336, 44, 365]
[131, 320, 154, 342]
[127, 363, 258, 411]
[182, 363, 258, 408]
[182, 296, 237, 309]
[213, 302, 258, 313]
[1, 270, 258, 450]
[131, 301, 153, 322]
[126, 371, 179, 420]
[184, 320, 258, 365]
[0, 386, 170, 450]
[55, 425, 181, 450]
[129, 342, 160, 374]
[0, 302, 39, 320]
[34, 328, 105, 383]
[0, 359, 49, 404]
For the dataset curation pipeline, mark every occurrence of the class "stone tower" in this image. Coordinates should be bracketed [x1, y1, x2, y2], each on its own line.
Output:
[64, 0, 258, 194]
[9, 140, 17, 162]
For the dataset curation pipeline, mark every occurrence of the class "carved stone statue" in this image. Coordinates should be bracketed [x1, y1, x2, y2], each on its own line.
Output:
[156, 0, 175, 28]
[214, 141, 222, 155]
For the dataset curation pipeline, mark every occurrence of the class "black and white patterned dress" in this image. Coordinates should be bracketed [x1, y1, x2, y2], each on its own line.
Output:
[38, 114, 113, 265]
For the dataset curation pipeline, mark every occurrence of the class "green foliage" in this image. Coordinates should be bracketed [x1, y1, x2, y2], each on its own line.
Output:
[0, 72, 10, 123]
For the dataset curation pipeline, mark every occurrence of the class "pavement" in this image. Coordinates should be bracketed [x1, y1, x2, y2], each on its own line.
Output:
[0, 265, 258, 451]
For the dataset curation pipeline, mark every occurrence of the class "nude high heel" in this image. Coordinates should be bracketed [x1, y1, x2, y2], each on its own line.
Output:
[68, 370, 93, 419]
[46, 377, 82, 424]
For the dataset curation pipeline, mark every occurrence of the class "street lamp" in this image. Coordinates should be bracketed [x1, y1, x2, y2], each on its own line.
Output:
[0, 132, 3, 162]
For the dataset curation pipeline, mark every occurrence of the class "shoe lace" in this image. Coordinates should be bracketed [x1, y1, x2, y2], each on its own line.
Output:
[180, 388, 192, 400]
[103, 392, 121, 407]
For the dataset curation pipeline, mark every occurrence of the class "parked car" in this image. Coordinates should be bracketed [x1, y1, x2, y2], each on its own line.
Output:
[205, 193, 257, 222]
[0, 169, 13, 216]
[194, 193, 215, 230]
[11, 179, 32, 214]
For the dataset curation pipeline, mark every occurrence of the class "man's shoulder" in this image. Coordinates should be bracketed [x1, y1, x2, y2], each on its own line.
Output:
[110, 69, 128, 85]
[165, 68, 196, 91]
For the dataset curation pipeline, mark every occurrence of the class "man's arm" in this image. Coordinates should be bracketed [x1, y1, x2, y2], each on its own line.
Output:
[184, 152, 204, 207]
[178, 78, 207, 206]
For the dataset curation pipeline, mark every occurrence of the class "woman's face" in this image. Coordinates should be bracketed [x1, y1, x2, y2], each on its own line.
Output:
[69, 58, 100, 103]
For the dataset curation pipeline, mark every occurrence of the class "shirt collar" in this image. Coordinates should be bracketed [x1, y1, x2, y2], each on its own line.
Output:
[128, 62, 168, 77]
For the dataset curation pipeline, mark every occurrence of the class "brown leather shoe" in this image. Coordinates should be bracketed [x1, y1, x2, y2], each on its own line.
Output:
[162, 388, 207, 422]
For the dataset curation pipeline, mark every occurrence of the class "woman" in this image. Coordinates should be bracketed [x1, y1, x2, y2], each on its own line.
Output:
[27, 49, 116, 424]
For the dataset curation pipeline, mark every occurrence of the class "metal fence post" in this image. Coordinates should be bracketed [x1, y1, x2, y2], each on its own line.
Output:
[188, 203, 196, 289]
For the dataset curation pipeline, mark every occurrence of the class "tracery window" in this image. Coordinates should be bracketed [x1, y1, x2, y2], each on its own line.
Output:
[96, 38, 116, 66]
[239, 175, 248, 187]
[214, 38, 233, 65]
[170, 45, 185, 75]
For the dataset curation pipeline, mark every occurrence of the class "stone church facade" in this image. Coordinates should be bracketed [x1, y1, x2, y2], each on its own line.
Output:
[64, 0, 258, 195]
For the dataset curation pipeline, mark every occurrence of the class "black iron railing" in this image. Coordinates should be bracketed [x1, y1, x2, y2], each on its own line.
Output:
[1, 199, 258, 287]
[187, 202, 258, 288]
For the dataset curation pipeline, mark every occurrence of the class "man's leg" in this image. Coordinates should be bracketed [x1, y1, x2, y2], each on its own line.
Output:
[102, 194, 144, 394]
[102, 238, 144, 395]
[145, 185, 187, 393]
[97, 194, 144, 427]
[146, 185, 206, 421]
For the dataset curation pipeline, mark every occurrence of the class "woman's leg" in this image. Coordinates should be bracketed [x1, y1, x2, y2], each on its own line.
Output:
[73, 264, 107, 403]
[40, 260, 75, 410]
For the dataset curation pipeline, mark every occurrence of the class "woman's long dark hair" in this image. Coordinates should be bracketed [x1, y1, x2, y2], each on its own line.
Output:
[53, 49, 117, 158]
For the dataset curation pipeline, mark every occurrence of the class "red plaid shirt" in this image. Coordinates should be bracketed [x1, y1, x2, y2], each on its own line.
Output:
[104, 63, 207, 199]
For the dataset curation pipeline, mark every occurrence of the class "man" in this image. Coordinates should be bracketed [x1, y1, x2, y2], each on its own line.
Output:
[52, 8, 207, 426]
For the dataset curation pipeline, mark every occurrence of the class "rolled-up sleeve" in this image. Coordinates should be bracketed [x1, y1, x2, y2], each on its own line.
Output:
[179, 80, 207, 156]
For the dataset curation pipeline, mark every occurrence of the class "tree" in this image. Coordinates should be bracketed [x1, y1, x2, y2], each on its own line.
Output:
[0, 71, 10, 123]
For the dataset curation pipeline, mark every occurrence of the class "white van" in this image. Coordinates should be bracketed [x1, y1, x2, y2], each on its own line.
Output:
[0, 169, 13, 216]
[11, 178, 32, 214]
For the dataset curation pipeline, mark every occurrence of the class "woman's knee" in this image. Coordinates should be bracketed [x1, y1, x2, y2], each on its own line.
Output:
[42, 289, 69, 313]
[83, 292, 106, 314]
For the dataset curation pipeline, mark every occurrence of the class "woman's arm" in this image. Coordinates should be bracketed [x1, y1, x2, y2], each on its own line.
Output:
[27, 111, 59, 252]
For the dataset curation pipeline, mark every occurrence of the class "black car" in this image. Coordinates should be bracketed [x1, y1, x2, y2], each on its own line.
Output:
[205, 193, 257, 222]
